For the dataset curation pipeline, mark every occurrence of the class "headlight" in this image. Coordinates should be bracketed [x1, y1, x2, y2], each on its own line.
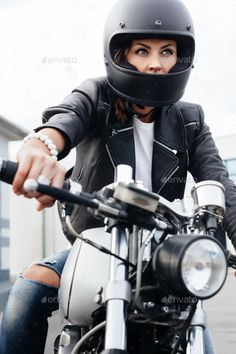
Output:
[153, 235, 227, 299]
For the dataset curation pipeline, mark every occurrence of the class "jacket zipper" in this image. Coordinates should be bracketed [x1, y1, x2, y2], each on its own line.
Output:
[153, 139, 179, 193]
[185, 122, 197, 128]
[158, 165, 179, 194]
[107, 127, 133, 168]
[185, 121, 197, 166]
[186, 149, 189, 167]
[111, 126, 133, 136]
[154, 139, 178, 155]
[77, 164, 84, 181]
[106, 145, 116, 168]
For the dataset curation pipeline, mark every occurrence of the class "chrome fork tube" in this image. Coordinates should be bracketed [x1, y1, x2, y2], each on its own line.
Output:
[186, 301, 206, 354]
[104, 226, 131, 350]
[103, 164, 132, 351]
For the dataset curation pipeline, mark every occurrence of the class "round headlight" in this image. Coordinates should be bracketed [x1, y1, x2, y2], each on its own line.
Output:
[181, 238, 227, 298]
[153, 235, 227, 299]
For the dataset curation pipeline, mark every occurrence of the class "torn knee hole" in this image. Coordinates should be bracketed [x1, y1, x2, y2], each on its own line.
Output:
[22, 264, 61, 288]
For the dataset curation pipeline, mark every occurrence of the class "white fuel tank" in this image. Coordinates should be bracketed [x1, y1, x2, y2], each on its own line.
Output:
[59, 228, 111, 326]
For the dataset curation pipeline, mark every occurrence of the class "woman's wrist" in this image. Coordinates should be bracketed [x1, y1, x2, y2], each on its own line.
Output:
[22, 128, 67, 160]
[36, 128, 66, 151]
[23, 132, 58, 160]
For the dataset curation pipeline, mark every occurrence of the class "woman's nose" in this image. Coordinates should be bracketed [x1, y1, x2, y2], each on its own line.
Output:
[148, 55, 163, 73]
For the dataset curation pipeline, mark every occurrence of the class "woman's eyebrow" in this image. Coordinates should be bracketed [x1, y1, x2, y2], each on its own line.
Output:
[132, 42, 151, 49]
[161, 43, 175, 49]
[132, 42, 175, 50]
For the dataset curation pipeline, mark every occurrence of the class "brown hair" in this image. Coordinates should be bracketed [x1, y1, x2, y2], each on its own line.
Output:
[113, 97, 127, 123]
[112, 46, 130, 123]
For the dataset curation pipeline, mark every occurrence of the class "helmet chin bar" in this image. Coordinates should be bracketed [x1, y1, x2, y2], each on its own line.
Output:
[117, 61, 151, 111]
[107, 66, 192, 107]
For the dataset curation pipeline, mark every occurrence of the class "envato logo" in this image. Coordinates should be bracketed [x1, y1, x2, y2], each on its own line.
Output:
[41, 296, 59, 304]
[161, 176, 198, 185]
[161, 296, 198, 305]
[177, 56, 192, 65]
[41, 56, 78, 64]
[164, 56, 197, 66]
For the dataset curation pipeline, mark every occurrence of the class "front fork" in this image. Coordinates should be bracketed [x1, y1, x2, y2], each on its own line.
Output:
[101, 225, 131, 354]
[186, 301, 208, 354]
[57, 225, 131, 354]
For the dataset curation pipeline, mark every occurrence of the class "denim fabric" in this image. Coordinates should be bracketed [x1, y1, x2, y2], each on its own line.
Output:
[33, 248, 70, 278]
[0, 249, 69, 354]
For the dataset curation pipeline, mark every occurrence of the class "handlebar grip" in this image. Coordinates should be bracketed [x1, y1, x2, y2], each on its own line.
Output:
[0, 159, 18, 184]
[0, 158, 71, 190]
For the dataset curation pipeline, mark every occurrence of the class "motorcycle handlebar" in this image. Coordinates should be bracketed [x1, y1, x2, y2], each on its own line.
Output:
[0, 158, 172, 230]
[0, 158, 71, 189]
[0, 159, 18, 185]
[25, 179, 100, 208]
[0, 158, 126, 219]
[0, 158, 99, 207]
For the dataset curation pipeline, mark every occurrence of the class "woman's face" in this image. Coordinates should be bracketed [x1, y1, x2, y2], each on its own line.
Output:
[125, 38, 177, 74]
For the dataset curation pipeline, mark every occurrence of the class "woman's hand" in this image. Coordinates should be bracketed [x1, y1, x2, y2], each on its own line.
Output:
[13, 129, 67, 211]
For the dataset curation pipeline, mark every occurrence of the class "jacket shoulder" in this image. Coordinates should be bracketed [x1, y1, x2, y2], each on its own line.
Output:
[175, 101, 204, 127]
[175, 101, 205, 152]
[72, 76, 109, 105]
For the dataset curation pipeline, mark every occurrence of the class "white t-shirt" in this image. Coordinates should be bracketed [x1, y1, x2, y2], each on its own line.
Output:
[133, 117, 154, 191]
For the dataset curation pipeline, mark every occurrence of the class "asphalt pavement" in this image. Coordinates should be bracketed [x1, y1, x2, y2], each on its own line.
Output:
[205, 270, 236, 353]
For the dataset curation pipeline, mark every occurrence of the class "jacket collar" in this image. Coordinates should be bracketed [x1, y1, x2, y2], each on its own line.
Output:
[106, 103, 187, 192]
[107, 104, 187, 153]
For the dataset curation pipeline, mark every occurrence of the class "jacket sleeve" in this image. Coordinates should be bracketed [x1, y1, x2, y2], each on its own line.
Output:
[188, 105, 236, 249]
[35, 78, 101, 159]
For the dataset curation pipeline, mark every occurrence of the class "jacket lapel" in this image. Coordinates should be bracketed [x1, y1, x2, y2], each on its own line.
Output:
[106, 104, 187, 190]
[106, 118, 136, 178]
[152, 105, 187, 193]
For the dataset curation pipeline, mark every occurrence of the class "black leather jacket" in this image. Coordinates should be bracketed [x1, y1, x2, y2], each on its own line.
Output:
[38, 77, 236, 247]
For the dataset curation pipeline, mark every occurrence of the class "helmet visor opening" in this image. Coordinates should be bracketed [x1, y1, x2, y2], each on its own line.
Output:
[110, 33, 194, 74]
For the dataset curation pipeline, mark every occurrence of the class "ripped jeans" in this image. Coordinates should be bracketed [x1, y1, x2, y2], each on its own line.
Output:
[0, 249, 70, 354]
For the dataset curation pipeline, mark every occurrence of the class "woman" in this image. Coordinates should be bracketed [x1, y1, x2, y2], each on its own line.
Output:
[1, 0, 235, 353]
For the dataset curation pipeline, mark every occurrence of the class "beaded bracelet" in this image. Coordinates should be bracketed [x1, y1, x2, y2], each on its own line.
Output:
[23, 132, 58, 160]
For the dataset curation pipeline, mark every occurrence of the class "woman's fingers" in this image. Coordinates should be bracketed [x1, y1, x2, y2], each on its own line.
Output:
[36, 200, 55, 212]
[12, 144, 66, 209]
[33, 163, 66, 210]
[12, 155, 32, 194]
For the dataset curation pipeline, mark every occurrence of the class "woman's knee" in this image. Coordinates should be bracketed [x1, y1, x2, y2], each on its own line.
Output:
[0, 273, 59, 353]
[1, 272, 60, 332]
[22, 264, 61, 288]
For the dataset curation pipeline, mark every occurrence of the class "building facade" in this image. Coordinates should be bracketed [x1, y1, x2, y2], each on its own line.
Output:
[0, 115, 28, 309]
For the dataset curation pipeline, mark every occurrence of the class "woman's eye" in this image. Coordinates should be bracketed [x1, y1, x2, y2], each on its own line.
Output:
[135, 48, 148, 56]
[162, 48, 174, 56]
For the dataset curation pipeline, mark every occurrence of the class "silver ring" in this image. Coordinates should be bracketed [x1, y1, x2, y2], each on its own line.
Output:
[37, 175, 51, 185]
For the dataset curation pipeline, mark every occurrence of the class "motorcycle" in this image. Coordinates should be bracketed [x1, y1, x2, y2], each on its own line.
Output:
[1, 159, 236, 354]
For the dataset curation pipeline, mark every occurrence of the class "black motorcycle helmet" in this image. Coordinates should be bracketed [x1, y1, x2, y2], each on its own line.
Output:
[104, 0, 195, 107]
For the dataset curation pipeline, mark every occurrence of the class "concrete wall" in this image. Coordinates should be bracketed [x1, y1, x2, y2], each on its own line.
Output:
[0, 135, 10, 281]
[0, 117, 28, 309]
[8, 141, 72, 279]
